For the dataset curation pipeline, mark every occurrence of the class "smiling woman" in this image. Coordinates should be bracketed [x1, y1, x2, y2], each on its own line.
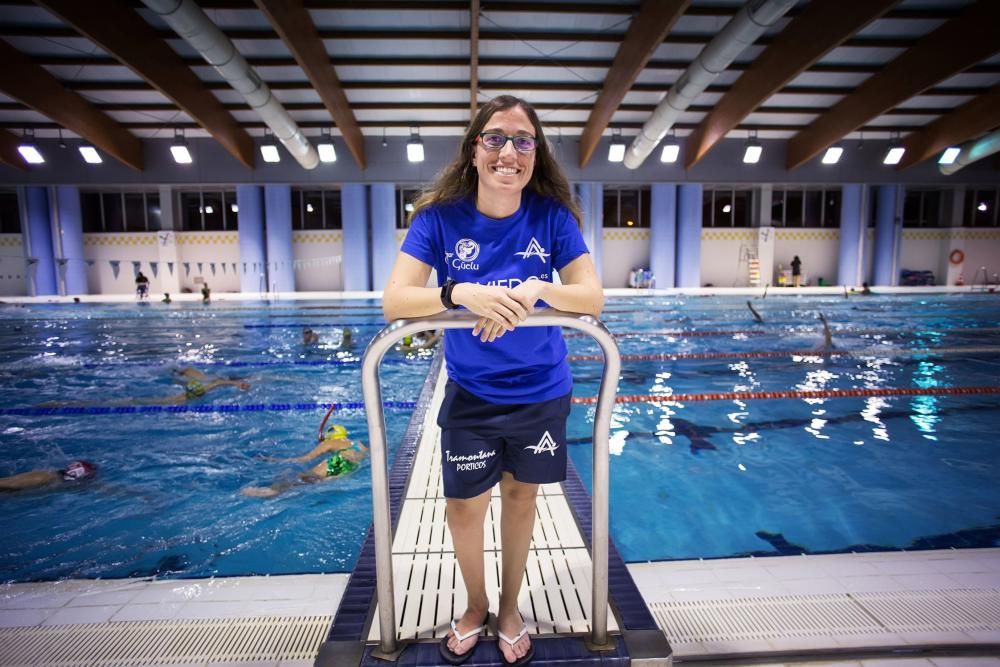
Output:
[381, 95, 603, 666]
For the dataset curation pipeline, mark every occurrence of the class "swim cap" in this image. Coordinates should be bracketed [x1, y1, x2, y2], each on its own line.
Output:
[185, 379, 206, 398]
[324, 424, 348, 441]
[402, 335, 413, 346]
[62, 460, 97, 481]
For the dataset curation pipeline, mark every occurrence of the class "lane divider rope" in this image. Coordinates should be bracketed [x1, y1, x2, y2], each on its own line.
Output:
[1, 400, 417, 417]
[568, 346, 1000, 362]
[570, 385, 1000, 405]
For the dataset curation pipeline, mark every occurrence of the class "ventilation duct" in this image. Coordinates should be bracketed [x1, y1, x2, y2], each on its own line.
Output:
[142, 0, 319, 170]
[624, 0, 797, 170]
[939, 128, 1000, 175]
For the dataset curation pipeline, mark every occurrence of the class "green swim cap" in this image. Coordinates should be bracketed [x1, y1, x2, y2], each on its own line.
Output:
[185, 380, 205, 398]
[402, 335, 413, 346]
[324, 424, 348, 441]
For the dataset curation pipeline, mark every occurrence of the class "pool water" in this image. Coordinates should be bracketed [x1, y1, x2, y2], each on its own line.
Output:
[2, 293, 999, 581]
[567, 293, 1000, 561]
[0, 300, 431, 581]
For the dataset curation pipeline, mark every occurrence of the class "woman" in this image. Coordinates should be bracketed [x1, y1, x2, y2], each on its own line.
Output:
[383, 95, 603, 665]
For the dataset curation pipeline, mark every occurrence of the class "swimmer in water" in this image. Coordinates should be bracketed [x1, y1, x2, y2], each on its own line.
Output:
[817, 312, 834, 351]
[746, 300, 764, 324]
[0, 460, 98, 492]
[241, 424, 368, 498]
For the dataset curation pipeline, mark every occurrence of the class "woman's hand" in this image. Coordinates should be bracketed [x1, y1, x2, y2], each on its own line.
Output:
[452, 283, 529, 331]
[510, 279, 546, 312]
[472, 317, 508, 343]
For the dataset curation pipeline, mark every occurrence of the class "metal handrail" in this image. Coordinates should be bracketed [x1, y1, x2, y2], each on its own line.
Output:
[361, 309, 621, 656]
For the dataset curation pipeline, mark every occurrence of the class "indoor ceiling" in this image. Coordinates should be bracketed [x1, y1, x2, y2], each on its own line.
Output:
[0, 0, 997, 172]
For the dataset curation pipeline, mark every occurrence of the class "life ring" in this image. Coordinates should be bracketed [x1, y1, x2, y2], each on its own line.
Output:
[949, 249, 965, 265]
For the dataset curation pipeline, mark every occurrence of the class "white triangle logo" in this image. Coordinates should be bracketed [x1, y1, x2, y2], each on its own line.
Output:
[525, 430, 559, 456]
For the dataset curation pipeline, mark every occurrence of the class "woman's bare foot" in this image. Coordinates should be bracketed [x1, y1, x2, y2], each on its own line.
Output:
[497, 611, 531, 664]
[445, 605, 489, 657]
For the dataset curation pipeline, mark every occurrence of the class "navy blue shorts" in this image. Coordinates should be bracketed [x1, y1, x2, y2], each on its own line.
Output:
[437, 380, 571, 499]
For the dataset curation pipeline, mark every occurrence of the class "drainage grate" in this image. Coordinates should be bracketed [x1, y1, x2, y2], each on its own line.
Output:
[650, 588, 1000, 645]
[0, 615, 331, 666]
[650, 594, 881, 643]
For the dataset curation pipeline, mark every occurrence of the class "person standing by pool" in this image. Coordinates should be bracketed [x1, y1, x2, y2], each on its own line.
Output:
[791, 255, 803, 287]
[201, 282, 211, 303]
[383, 95, 603, 665]
[135, 271, 149, 300]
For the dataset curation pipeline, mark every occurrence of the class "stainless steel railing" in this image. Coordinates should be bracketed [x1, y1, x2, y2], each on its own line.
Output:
[361, 309, 621, 656]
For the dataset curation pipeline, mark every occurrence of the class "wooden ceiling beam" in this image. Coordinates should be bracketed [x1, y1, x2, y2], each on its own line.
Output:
[896, 84, 1000, 169]
[254, 0, 365, 169]
[578, 0, 689, 167]
[0, 128, 28, 171]
[684, 0, 898, 169]
[786, 0, 1000, 170]
[35, 0, 255, 170]
[0, 39, 142, 170]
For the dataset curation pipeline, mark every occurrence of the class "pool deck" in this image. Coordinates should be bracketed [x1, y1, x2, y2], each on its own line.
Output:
[1, 549, 998, 666]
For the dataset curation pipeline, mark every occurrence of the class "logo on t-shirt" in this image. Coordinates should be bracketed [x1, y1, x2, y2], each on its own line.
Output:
[456, 238, 480, 262]
[515, 237, 550, 262]
[525, 431, 559, 456]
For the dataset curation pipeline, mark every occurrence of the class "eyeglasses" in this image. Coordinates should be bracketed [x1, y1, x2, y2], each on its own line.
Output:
[477, 131, 538, 153]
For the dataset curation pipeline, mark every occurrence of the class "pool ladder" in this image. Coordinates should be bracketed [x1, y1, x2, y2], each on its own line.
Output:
[315, 309, 673, 666]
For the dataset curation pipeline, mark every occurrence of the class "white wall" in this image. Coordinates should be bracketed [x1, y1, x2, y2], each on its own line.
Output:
[773, 228, 840, 286]
[700, 229, 757, 287]
[292, 230, 344, 291]
[601, 228, 650, 288]
[0, 234, 26, 296]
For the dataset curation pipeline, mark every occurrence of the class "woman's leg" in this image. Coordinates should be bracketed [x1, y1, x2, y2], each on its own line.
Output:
[497, 472, 538, 662]
[445, 488, 492, 655]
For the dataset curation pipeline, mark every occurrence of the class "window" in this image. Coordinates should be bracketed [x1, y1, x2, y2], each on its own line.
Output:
[124, 194, 146, 232]
[0, 192, 19, 234]
[964, 188, 998, 227]
[397, 188, 420, 228]
[81, 192, 102, 232]
[202, 192, 224, 230]
[179, 190, 236, 231]
[702, 187, 751, 227]
[102, 193, 124, 232]
[180, 192, 203, 231]
[223, 191, 237, 226]
[602, 187, 650, 228]
[81, 190, 160, 232]
[903, 189, 944, 228]
[772, 187, 840, 227]
[291, 188, 341, 230]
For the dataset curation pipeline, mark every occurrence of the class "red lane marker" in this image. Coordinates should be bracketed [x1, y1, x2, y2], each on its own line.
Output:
[564, 330, 762, 338]
[568, 350, 848, 362]
[570, 385, 1000, 405]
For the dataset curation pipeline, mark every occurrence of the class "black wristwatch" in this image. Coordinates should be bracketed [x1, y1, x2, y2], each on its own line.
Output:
[440, 278, 459, 310]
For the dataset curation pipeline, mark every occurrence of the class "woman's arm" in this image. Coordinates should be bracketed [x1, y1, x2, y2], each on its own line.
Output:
[383, 253, 529, 330]
[511, 254, 604, 317]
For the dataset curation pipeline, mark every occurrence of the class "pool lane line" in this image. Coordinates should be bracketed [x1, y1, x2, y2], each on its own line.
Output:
[570, 385, 1000, 405]
[564, 329, 766, 338]
[1, 400, 417, 417]
[568, 346, 1000, 362]
[73, 357, 427, 370]
[564, 326, 1000, 339]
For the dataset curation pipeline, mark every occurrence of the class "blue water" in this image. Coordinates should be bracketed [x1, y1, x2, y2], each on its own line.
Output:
[2, 294, 999, 581]
[567, 293, 1000, 561]
[0, 300, 432, 581]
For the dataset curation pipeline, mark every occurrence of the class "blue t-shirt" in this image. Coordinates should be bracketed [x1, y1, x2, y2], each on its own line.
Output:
[400, 190, 590, 404]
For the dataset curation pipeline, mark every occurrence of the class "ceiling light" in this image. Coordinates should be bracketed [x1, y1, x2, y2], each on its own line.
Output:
[79, 145, 102, 164]
[204, 205, 214, 214]
[938, 146, 960, 165]
[660, 143, 679, 163]
[883, 132, 904, 165]
[821, 146, 843, 165]
[230, 203, 238, 213]
[18, 129, 43, 164]
[407, 127, 424, 163]
[318, 128, 336, 162]
[306, 203, 315, 213]
[261, 128, 280, 163]
[171, 129, 192, 164]
[978, 202, 989, 212]
[742, 131, 762, 164]
[404, 203, 414, 213]
[608, 128, 625, 163]
[722, 204, 732, 214]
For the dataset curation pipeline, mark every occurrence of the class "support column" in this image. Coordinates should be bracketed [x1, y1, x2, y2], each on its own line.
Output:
[575, 183, 603, 282]
[838, 184, 865, 287]
[23, 186, 57, 296]
[53, 186, 88, 295]
[872, 184, 901, 286]
[237, 185, 266, 293]
[676, 183, 703, 288]
[265, 185, 295, 293]
[649, 183, 677, 288]
[341, 183, 370, 291]
[369, 183, 397, 292]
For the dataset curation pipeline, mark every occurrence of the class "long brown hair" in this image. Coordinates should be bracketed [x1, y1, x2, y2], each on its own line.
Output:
[410, 95, 581, 224]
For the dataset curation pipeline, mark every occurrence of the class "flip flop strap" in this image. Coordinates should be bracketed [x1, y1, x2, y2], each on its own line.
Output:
[450, 619, 486, 642]
[497, 624, 528, 647]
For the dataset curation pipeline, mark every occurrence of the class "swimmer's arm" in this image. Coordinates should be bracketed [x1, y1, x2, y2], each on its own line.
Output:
[0, 470, 60, 491]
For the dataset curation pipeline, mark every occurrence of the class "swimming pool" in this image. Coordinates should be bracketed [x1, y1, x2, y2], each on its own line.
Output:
[567, 293, 1000, 562]
[2, 293, 998, 581]
[0, 300, 431, 581]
